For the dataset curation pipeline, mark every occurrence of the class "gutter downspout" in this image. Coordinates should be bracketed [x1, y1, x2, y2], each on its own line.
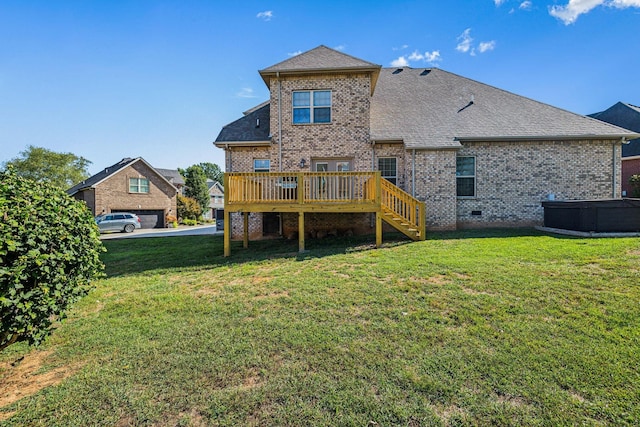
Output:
[412, 149, 416, 197]
[613, 140, 619, 199]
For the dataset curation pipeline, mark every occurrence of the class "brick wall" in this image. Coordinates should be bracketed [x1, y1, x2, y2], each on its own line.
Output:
[455, 140, 620, 228]
[622, 156, 640, 196]
[91, 161, 177, 217]
[411, 150, 458, 230]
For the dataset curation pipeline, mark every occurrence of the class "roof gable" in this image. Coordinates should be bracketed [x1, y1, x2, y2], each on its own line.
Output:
[214, 102, 271, 146]
[67, 157, 177, 195]
[259, 45, 381, 93]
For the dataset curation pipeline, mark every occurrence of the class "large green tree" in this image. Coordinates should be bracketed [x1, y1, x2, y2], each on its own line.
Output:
[197, 162, 223, 184]
[182, 165, 210, 215]
[2, 145, 91, 190]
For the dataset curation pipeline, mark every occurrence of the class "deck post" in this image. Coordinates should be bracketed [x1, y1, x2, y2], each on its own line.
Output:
[298, 211, 305, 252]
[376, 211, 382, 248]
[243, 212, 249, 248]
[223, 209, 231, 257]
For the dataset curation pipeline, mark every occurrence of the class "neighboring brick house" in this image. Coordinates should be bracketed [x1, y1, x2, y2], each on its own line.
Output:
[156, 168, 186, 195]
[206, 180, 224, 220]
[68, 157, 178, 228]
[214, 46, 639, 243]
[589, 102, 640, 196]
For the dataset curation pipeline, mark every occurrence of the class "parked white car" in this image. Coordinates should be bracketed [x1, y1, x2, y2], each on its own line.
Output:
[95, 213, 142, 233]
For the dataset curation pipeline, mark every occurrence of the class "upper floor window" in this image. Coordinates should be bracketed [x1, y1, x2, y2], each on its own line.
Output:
[129, 177, 149, 193]
[378, 157, 397, 185]
[293, 90, 331, 124]
[456, 156, 476, 198]
[254, 159, 270, 172]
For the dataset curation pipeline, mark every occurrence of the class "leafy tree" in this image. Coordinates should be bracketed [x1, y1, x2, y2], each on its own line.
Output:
[0, 168, 104, 352]
[2, 145, 91, 190]
[177, 195, 202, 221]
[198, 162, 223, 184]
[182, 165, 210, 214]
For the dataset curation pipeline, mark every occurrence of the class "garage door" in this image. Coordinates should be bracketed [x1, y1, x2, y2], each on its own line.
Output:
[115, 210, 165, 229]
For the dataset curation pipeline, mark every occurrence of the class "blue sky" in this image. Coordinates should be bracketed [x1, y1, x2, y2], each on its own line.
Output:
[1, 0, 639, 176]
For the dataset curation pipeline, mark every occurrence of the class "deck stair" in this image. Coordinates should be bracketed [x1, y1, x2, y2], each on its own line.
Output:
[380, 179, 426, 241]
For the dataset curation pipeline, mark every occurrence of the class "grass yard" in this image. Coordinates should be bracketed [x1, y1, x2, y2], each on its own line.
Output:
[1, 229, 639, 426]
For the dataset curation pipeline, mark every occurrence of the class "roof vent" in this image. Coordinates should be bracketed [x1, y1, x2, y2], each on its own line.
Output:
[256, 118, 260, 128]
[392, 68, 403, 74]
[420, 69, 431, 76]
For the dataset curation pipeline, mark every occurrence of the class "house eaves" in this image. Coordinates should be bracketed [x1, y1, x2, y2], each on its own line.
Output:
[455, 133, 640, 142]
[214, 140, 272, 148]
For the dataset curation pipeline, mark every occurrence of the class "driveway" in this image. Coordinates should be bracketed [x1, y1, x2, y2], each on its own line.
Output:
[100, 224, 221, 240]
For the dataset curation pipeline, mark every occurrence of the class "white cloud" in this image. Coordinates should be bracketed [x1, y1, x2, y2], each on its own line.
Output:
[456, 28, 473, 53]
[256, 10, 273, 21]
[237, 87, 257, 98]
[549, 0, 640, 25]
[391, 49, 441, 67]
[520, 1, 533, 10]
[494, 0, 507, 5]
[478, 41, 497, 53]
[333, 44, 346, 51]
[287, 50, 302, 57]
[392, 44, 409, 51]
[390, 56, 409, 67]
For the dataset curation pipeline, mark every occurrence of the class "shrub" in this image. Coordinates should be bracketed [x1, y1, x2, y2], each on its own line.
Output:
[0, 168, 105, 351]
[629, 175, 640, 198]
[166, 215, 178, 228]
[177, 195, 202, 221]
[182, 219, 197, 226]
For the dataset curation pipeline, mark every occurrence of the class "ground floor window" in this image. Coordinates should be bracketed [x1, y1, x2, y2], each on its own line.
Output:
[254, 159, 270, 172]
[378, 157, 397, 185]
[456, 156, 475, 197]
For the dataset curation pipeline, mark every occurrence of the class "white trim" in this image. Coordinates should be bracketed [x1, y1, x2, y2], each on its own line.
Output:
[292, 90, 332, 124]
[622, 155, 640, 161]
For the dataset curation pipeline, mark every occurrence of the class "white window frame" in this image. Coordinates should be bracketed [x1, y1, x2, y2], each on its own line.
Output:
[129, 177, 149, 193]
[253, 159, 270, 173]
[378, 157, 397, 185]
[456, 156, 476, 198]
[292, 90, 332, 124]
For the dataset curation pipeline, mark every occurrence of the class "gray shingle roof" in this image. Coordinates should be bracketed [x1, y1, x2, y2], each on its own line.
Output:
[156, 168, 185, 186]
[259, 45, 381, 92]
[588, 102, 640, 157]
[214, 102, 271, 145]
[371, 68, 639, 149]
[67, 157, 137, 194]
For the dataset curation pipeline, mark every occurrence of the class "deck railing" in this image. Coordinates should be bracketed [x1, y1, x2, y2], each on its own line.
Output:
[380, 179, 426, 240]
[225, 172, 379, 205]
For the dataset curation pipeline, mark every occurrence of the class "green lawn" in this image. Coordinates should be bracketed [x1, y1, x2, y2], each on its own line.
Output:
[1, 230, 639, 426]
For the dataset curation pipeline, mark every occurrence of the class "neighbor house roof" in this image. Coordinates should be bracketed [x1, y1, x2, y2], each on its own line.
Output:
[156, 168, 185, 186]
[588, 102, 640, 157]
[214, 102, 271, 147]
[67, 157, 177, 196]
[370, 67, 640, 150]
[259, 45, 381, 94]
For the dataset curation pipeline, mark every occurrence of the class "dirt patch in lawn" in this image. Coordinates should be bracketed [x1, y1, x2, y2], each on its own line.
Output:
[0, 349, 81, 418]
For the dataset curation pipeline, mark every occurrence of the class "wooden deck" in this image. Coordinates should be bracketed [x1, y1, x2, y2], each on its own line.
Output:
[223, 171, 425, 256]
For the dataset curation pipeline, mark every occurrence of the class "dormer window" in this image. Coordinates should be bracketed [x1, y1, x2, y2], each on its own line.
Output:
[292, 90, 331, 124]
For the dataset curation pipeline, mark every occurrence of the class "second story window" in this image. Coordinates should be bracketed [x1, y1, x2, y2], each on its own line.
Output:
[129, 177, 149, 193]
[293, 90, 331, 124]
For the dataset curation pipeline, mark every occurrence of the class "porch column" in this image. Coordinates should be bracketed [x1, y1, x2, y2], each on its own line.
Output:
[223, 210, 231, 257]
[298, 211, 305, 252]
[243, 212, 249, 249]
[375, 211, 382, 248]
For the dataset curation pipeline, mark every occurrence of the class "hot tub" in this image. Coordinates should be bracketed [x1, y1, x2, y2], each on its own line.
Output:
[542, 199, 640, 232]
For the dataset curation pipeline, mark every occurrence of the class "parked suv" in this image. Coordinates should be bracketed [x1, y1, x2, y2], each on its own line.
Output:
[95, 212, 141, 233]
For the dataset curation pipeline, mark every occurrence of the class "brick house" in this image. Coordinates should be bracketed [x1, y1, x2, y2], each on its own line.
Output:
[589, 102, 640, 196]
[68, 157, 178, 228]
[214, 46, 639, 254]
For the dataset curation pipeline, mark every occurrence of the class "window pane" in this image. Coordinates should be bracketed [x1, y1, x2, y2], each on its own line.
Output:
[254, 159, 270, 172]
[378, 158, 396, 177]
[456, 157, 475, 176]
[457, 177, 475, 197]
[140, 179, 149, 193]
[293, 108, 310, 123]
[313, 91, 331, 106]
[313, 107, 331, 123]
[292, 91, 310, 107]
[129, 178, 137, 192]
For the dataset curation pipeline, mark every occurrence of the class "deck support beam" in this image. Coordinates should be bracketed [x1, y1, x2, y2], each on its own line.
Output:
[298, 211, 305, 252]
[375, 211, 382, 248]
[243, 212, 249, 249]
[223, 209, 230, 257]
